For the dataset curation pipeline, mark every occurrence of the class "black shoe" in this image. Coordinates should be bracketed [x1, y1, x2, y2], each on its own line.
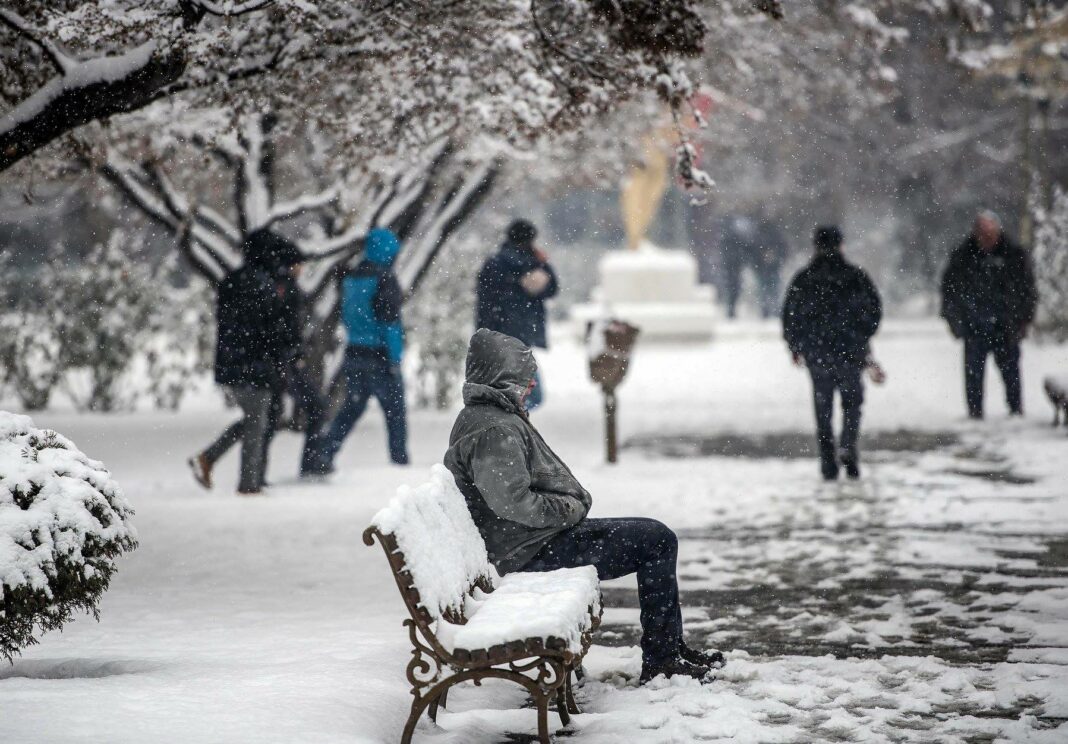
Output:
[639, 656, 714, 685]
[821, 460, 839, 481]
[679, 643, 725, 669]
[839, 449, 860, 480]
[968, 411, 984, 420]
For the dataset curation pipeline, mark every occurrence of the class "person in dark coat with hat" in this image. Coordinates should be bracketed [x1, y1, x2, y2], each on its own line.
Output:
[940, 211, 1036, 419]
[783, 226, 882, 480]
[445, 329, 725, 684]
[189, 229, 303, 494]
[475, 220, 558, 410]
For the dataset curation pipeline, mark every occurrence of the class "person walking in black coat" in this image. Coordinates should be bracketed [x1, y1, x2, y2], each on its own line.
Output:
[188, 230, 302, 494]
[445, 329, 724, 684]
[475, 220, 558, 410]
[783, 226, 882, 480]
[940, 211, 1036, 419]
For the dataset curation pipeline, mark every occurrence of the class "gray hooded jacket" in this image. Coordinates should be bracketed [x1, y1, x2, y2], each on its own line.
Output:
[444, 329, 592, 574]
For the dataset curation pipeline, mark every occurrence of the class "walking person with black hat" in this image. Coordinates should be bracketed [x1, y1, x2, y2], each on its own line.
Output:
[188, 229, 305, 495]
[783, 226, 882, 481]
[475, 219, 558, 410]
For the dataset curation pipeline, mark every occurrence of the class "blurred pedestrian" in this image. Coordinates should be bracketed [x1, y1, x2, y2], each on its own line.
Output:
[783, 226, 882, 480]
[940, 211, 1036, 419]
[304, 227, 408, 474]
[188, 230, 303, 494]
[720, 211, 788, 319]
[475, 219, 558, 410]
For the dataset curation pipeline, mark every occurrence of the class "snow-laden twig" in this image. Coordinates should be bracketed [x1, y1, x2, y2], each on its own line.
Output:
[268, 188, 340, 227]
[0, 9, 76, 75]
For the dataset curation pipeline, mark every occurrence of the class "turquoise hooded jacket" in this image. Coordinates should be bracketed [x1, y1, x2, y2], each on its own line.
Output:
[341, 228, 404, 364]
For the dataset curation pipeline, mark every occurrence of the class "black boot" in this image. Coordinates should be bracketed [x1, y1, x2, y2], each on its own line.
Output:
[640, 656, 714, 685]
[680, 643, 725, 669]
[819, 441, 838, 481]
[839, 448, 860, 480]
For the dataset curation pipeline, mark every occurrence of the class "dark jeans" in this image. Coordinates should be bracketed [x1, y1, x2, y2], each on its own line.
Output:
[809, 363, 865, 462]
[202, 386, 276, 492]
[524, 517, 683, 667]
[964, 336, 1022, 417]
[315, 347, 408, 467]
[204, 364, 327, 475]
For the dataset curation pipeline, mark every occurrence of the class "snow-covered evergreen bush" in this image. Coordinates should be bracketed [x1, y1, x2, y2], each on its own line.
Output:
[0, 235, 213, 412]
[0, 412, 137, 662]
[0, 312, 64, 411]
[1032, 186, 1068, 343]
[407, 236, 483, 410]
[55, 234, 156, 412]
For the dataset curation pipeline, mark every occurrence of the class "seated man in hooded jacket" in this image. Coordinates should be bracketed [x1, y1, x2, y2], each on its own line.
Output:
[444, 329, 723, 683]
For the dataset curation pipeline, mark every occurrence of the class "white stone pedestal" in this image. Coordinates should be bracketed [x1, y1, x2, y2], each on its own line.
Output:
[571, 243, 717, 342]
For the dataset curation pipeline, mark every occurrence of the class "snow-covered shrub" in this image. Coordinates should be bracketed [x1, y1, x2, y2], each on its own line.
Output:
[0, 411, 137, 661]
[142, 278, 214, 411]
[0, 236, 213, 412]
[0, 312, 64, 411]
[1032, 185, 1068, 343]
[407, 236, 482, 410]
[54, 234, 156, 412]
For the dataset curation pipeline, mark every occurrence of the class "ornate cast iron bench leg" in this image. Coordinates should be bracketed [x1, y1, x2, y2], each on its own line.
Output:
[564, 668, 581, 715]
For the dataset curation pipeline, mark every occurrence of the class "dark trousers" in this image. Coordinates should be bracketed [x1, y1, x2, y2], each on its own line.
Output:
[523, 517, 683, 667]
[203, 386, 276, 492]
[316, 347, 408, 467]
[964, 337, 1022, 417]
[723, 262, 780, 319]
[204, 365, 326, 475]
[809, 364, 865, 462]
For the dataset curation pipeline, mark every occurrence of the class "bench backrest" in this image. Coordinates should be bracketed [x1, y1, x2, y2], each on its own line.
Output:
[370, 465, 494, 623]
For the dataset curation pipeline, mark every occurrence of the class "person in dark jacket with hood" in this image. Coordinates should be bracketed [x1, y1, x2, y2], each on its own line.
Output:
[475, 219, 558, 410]
[189, 238, 330, 490]
[783, 226, 882, 480]
[190, 229, 302, 494]
[444, 329, 724, 684]
[940, 211, 1036, 419]
[304, 228, 408, 473]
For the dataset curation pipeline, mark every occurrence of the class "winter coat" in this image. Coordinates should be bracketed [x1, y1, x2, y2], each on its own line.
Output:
[341, 228, 404, 365]
[444, 329, 591, 574]
[214, 233, 300, 389]
[476, 239, 558, 349]
[940, 234, 1036, 343]
[782, 252, 882, 368]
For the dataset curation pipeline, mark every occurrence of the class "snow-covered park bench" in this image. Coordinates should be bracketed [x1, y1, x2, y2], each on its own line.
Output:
[363, 465, 602, 744]
[1045, 376, 1068, 428]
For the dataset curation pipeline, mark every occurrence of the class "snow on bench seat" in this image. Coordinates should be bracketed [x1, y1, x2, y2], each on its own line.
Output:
[441, 566, 601, 655]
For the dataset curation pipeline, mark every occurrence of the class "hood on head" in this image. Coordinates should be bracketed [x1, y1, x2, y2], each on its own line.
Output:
[365, 228, 401, 266]
[463, 329, 537, 411]
[244, 229, 303, 270]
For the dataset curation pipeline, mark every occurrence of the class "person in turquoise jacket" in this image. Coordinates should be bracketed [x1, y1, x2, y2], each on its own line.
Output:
[304, 228, 408, 473]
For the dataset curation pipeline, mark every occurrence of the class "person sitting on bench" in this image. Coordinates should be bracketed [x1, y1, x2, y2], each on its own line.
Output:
[444, 329, 723, 683]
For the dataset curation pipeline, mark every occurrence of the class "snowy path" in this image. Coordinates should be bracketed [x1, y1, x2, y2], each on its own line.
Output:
[2, 320, 1067, 743]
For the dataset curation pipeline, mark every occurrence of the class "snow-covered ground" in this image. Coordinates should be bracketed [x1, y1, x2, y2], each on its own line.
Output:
[3, 319, 1068, 743]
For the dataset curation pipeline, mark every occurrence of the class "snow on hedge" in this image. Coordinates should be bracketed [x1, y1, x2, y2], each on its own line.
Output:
[0, 411, 137, 661]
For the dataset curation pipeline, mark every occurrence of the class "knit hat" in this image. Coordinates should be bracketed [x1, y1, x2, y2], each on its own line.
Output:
[813, 225, 843, 254]
[506, 219, 538, 245]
